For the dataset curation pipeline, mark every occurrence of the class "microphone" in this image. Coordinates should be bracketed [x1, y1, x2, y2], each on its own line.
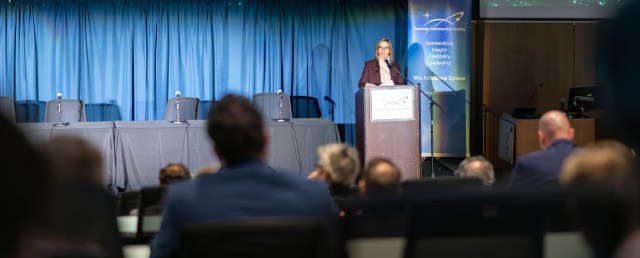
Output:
[525, 83, 544, 108]
[57, 92, 62, 124]
[54, 92, 69, 126]
[384, 58, 393, 69]
[276, 90, 285, 122]
[323, 96, 336, 105]
[172, 91, 185, 124]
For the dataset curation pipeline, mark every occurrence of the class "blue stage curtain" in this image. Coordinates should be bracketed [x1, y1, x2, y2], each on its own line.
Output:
[0, 0, 406, 123]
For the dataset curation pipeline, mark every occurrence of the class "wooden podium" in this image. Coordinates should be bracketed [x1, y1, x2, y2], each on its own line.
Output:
[355, 86, 421, 180]
[498, 113, 595, 164]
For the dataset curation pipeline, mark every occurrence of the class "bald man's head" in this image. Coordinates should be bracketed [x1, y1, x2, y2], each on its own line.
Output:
[538, 110, 574, 149]
[360, 158, 401, 198]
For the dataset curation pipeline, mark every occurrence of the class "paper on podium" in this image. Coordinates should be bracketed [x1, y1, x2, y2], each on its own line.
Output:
[379, 80, 395, 86]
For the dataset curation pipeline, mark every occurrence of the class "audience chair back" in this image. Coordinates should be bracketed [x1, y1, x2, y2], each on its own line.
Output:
[116, 191, 140, 216]
[44, 99, 86, 123]
[291, 96, 321, 118]
[14, 100, 46, 123]
[135, 186, 166, 243]
[163, 97, 200, 121]
[0, 96, 15, 122]
[402, 177, 483, 197]
[253, 92, 292, 121]
[402, 187, 618, 258]
[178, 218, 329, 258]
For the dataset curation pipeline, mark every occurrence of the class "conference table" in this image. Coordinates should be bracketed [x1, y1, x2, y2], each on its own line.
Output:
[18, 119, 340, 193]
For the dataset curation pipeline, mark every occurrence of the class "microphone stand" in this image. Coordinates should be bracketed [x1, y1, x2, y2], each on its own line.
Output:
[54, 94, 70, 126]
[387, 62, 447, 178]
[273, 90, 289, 122]
[171, 92, 187, 124]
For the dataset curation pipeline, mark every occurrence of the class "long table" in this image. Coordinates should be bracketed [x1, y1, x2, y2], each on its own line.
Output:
[18, 119, 340, 193]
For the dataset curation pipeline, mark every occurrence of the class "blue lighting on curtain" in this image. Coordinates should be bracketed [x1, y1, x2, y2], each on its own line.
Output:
[0, 0, 407, 123]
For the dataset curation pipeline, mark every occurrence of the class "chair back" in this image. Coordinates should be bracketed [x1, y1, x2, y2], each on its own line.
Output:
[164, 97, 199, 121]
[178, 218, 329, 258]
[86, 103, 122, 121]
[15, 100, 46, 123]
[291, 96, 321, 118]
[135, 186, 166, 242]
[253, 92, 292, 121]
[197, 100, 217, 120]
[0, 96, 15, 122]
[402, 177, 483, 197]
[44, 99, 86, 123]
[116, 191, 140, 216]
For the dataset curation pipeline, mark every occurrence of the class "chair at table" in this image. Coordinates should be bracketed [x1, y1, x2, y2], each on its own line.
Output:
[291, 96, 321, 118]
[197, 100, 218, 120]
[177, 218, 329, 258]
[44, 99, 86, 123]
[15, 100, 46, 123]
[85, 103, 122, 121]
[163, 97, 199, 121]
[253, 92, 292, 121]
[0, 96, 15, 122]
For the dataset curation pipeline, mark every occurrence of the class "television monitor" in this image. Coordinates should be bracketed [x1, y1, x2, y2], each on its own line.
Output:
[567, 85, 608, 113]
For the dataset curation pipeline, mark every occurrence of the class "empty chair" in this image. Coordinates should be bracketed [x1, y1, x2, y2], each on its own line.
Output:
[253, 92, 292, 121]
[198, 100, 221, 120]
[177, 218, 329, 258]
[15, 100, 46, 123]
[0, 96, 15, 122]
[44, 99, 86, 123]
[85, 103, 123, 121]
[163, 97, 199, 121]
[291, 96, 321, 118]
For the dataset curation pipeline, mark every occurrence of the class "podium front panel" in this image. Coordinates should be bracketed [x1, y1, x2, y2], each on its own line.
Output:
[356, 86, 421, 180]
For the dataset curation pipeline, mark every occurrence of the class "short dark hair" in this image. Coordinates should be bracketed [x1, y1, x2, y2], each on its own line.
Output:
[364, 157, 401, 198]
[207, 94, 265, 165]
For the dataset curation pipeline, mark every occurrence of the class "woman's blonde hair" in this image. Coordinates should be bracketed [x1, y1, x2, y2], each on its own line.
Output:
[374, 38, 394, 63]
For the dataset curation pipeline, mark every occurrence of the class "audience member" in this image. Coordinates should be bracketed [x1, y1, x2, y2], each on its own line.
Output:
[159, 163, 191, 186]
[507, 110, 577, 189]
[559, 140, 639, 258]
[359, 157, 402, 198]
[307, 143, 360, 197]
[38, 136, 124, 258]
[0, 115, 51, 257]
[457, 155, 495, 187]
[150, 94, 336, 258]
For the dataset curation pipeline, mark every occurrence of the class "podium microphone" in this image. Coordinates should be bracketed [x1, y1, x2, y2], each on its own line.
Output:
[384, 58, 393, 70]
[525, 83, 544, 108]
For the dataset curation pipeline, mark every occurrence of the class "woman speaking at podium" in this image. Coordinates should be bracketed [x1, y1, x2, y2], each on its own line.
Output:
[358, 38, 403, 88]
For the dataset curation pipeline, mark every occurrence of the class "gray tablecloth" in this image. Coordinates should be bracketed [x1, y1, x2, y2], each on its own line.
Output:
[18, 119, 340, 192]
[18, 122, 117, 190]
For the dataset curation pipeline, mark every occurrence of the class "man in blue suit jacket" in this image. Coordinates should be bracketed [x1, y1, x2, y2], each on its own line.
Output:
[150, 95, 337, 258]
[507, 110, 577, 189]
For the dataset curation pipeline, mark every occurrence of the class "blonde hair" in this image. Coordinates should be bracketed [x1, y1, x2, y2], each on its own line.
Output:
[560, 140, 636, 186]
[374, 38, 394, 63]
[316, 143, 360, 186]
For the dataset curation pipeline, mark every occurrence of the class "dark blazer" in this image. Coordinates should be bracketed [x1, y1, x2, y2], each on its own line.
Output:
[358, 59, 403, 87]
[150, 160, 337, 258]
[506, 139, 577, 189]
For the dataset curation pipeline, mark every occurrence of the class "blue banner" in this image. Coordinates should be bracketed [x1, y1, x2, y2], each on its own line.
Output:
[408, 0, 472, 157]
